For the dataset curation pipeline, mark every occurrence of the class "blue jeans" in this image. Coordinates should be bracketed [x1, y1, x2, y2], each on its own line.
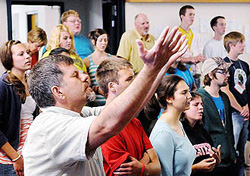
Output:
[0, 163, 16, 176]
[232, 111, 249, 176]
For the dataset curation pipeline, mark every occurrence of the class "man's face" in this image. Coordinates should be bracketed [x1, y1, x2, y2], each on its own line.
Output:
[213, 68, 229, 87]
[59, 63, 89, 110]
[113, 68, 135, 96]
[63, 15, 81, 36]
[213, 18, 226, 35]
[181, 8, 195, 26]
[135, 14, 150, 36]
[28, 42, 44, 54]
[231, 40, 245, 55]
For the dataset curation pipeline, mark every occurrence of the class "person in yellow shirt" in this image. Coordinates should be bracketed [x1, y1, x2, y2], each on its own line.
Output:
[178, 5, 205, 88]
[42, 24, 87, 73]
[117, 13, 155, 74]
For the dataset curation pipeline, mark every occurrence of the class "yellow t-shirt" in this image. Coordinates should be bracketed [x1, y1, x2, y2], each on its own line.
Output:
[42, 50, 87, 73]
[117, 30, 155, 74]
[178, 27, 193, 50]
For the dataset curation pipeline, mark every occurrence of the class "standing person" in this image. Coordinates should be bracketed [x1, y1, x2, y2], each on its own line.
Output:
[22, 26, 188, 175]
[24, 27, 47, 66]
[178, 5, 205, 87]
[222, 31, 249, 176]
[181, 92, 221, 176]
[117, 13, 155, 73]
[148, 75, 196, 176]
[42, 24, 87, 74]
[245, 75, 250, 175]
[84, 28, 116, 107]
[61, 9, 94, 59]
[203, 16, 227, 59]
[0, 40, 38, 176]
[197, 57, 237, 176]
[96, 59, 161, 176]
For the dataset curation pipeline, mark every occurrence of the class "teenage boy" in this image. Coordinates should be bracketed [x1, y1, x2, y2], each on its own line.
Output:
[222, 31, 249, 176]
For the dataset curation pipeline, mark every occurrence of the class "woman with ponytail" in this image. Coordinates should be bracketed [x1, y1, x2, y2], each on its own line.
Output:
[0, 40, 38, 175]
[147, 75, 196, 176]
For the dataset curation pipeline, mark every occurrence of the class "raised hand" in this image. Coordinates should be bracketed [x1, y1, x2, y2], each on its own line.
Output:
[136, 26, 188, 71]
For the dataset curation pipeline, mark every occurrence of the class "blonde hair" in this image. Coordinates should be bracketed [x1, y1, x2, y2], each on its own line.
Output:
[46, 24, 76, 54]
[61, 10, 79, 23]
[224, 31, 245, 53]
[27, 27, 47, 45]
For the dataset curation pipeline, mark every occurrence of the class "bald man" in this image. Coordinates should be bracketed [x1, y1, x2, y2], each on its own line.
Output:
[117, 13, 155, 73]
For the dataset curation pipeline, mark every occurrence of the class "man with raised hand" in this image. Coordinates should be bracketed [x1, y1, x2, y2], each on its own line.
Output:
[22, 27, 188, 175]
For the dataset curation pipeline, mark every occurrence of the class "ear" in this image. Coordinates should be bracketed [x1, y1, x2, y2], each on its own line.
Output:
[91, 39, 95, 46]
[108, 82, 116, 93]
[166, 97, 173, 104]
[208, 72, 214, 79]
[51, 86, 65, 101]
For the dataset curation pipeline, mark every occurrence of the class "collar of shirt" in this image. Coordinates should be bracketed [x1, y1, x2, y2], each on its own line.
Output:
[40, 106, 81, 117]
[134, 29, 151, 42]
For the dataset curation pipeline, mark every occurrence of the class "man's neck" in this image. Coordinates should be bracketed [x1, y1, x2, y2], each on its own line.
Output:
[204, 85, 220, 98]
[180, 23, 190, 32]
[213, 32, 223, 41]
[228, 52, 239, 61]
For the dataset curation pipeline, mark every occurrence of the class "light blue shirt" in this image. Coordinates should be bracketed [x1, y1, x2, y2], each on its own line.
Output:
[74, 34, 94, 59]
[150, 119, 196, 176]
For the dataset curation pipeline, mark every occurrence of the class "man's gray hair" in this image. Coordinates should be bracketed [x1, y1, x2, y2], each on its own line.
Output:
[27, 55, 74, 108]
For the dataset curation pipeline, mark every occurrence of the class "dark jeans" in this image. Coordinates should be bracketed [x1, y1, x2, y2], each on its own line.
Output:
[213, 162, 238, 176]
[0, 164, 16, 176]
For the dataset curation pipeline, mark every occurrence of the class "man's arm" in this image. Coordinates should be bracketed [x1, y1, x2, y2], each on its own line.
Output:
[86, 26, 188, 153]
[221, 85, 247, 116]
[113, 149, 160, 176]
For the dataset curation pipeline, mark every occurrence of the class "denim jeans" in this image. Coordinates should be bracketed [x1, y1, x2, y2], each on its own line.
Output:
[232, 111, 249, 176]
[0, 164, 16, 176]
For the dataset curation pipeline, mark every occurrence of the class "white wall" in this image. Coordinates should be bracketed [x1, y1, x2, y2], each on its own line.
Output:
[125, 2, 250, 64]
[0, 0, 8, 74]
[89, 0, 103, 31]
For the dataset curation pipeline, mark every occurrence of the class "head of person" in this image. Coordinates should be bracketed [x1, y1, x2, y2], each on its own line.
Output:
[182, 92, 203, 127]
[144, 75, 191, 119]
[47, 24, 75, 53]
[49, 47, 70, 57]
[61, 10, 81, 36]
[202, 57, 230, 87]
[210, 16, 226, 35]
[224, 31, 245, 54]
[96, 58, 134, 99]
[27, 27, 47, 54]
[88, 28, 108, 52]
[28, 55, 89, 111]
[0, 40, 32, 103]
[0, 40, 31, 73]
[179, 5, 195, 26]
[134, 13, 150, 36]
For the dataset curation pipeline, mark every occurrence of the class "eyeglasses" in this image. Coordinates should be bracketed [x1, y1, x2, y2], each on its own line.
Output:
[216, 69, 228, 75]
[67, 19, 81, 24]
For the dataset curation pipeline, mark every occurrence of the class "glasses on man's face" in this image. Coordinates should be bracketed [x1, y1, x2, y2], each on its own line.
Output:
[67, 19, 81, 24]
[216, 69, 228, 75]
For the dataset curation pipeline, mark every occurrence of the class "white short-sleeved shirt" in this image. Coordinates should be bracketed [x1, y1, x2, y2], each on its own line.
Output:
[23, 106, 105, 176]
[203, 39, 227, 59]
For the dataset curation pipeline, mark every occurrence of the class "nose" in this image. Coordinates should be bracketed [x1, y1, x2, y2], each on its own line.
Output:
[187, 91, 192, 99]
[79, 73, 90, 86]
[25, 52, 31, 59]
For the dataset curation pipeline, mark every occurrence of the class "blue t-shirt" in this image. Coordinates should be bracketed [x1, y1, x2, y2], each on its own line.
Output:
[165, 68, 195, 90]
[74, 34, 94, 59]
[212, 96, 225, 126]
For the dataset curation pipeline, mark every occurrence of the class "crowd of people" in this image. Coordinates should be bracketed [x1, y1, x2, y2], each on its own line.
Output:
[0, 5, 249, 176]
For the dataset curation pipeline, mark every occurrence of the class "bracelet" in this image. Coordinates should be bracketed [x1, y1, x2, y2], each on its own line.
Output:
[140, 163, 145, 176]
[12, 154, 21, 162]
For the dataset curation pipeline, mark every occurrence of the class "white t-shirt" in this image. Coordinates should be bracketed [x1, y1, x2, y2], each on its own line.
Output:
[23, 106, 105, 176]
[203, 38, 227, 59]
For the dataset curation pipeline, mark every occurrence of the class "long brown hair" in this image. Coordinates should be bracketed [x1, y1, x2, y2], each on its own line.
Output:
[0, 40, 26, 103]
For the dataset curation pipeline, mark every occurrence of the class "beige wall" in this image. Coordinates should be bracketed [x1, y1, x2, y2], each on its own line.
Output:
[125, 2, 250, 65]
[0, 0, 8, 74]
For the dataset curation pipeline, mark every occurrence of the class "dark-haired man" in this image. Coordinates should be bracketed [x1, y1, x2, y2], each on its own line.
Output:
[203, 16, 227, 58]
